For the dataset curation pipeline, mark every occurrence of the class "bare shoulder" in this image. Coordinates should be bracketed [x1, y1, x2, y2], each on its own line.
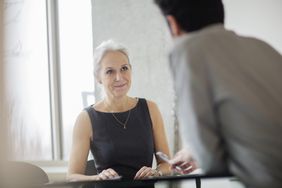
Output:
[76, 110, 91, 124]
[145, 99, 161, 119]
[145, 99, 159, 111]
[145, 99, 164, 130]
[73, 110, 92, 137]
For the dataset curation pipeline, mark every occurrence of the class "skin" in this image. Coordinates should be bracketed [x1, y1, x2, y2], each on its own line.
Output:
[67, 51, 170, 181]
[169, 149, 197, 174]
[166, 15, 185, 38]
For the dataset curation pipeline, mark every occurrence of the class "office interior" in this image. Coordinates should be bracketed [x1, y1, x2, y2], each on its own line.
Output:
[1, 0, 282, 188]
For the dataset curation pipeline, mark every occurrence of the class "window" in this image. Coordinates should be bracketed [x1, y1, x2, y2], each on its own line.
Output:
[4, 0, 94, 161]
[58, 0, 94, 160]
[5, 0, 52, 160]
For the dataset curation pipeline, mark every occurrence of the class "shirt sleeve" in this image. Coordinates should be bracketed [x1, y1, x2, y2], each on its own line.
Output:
[170, 47, 229, 174]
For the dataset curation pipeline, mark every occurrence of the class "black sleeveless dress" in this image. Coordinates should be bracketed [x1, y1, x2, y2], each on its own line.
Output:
[85, 98, 155, 180]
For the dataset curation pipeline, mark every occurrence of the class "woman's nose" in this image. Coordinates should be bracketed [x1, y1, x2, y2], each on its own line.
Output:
[115, 72, 122, 81]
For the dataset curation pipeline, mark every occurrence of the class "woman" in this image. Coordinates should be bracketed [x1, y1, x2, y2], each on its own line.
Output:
[67, 40, 171, 181]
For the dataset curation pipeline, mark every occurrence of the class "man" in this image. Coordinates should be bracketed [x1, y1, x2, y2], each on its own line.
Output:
[154, 0, 282, 187]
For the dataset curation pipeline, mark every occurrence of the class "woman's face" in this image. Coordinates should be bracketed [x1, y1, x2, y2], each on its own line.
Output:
[98, 51, 132, 99]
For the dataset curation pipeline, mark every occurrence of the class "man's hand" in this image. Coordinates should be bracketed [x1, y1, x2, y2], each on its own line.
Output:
[169, 148, 198, 174]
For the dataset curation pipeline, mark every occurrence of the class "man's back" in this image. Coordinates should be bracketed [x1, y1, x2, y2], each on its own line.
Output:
[170, 24, 282, 188]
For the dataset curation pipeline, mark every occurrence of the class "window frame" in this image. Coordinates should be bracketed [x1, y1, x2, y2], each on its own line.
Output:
[45, 0, 95, 162]
[46, 0, 64, 161]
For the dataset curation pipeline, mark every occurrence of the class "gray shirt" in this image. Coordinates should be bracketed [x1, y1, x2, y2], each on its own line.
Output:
[169, 24, 282, 188]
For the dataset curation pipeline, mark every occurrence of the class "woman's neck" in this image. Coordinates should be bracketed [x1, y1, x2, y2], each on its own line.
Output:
[103, 96, 130, 112]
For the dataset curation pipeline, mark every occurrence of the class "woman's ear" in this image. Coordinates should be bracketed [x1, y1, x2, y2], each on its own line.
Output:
[95, 74, 102, 84]
[166, 15, 183, 37]
[96, 77, 102, 84]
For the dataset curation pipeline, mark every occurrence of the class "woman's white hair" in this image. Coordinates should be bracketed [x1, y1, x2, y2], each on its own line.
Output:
[93, 39, 130, 79]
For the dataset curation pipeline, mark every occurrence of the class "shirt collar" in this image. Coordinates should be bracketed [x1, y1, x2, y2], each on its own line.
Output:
[170, 23, 225, 53]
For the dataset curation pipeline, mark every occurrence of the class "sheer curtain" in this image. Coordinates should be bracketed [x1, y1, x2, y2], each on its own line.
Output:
[4, 0, 52, 160]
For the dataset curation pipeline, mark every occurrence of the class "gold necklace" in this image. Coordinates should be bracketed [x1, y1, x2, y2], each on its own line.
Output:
[104, 98, 131, 129]
[112, 110, 131, 129]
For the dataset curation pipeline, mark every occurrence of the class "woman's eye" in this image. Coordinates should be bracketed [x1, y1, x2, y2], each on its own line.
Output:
[106, 70, 113, 74]
[121, 66, 128, 71]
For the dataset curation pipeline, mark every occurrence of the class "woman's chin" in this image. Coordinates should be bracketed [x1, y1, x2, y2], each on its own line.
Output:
[113, 89, 128, 97]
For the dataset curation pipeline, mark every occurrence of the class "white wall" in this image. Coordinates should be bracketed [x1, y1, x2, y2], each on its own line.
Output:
[223, 0, 282, 53]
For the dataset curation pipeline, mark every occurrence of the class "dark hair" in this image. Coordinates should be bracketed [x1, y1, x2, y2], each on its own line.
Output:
[154, 0, 225, 32]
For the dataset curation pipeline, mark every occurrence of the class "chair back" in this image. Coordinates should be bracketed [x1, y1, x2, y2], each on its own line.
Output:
[2, 161, 49, 187]
[85, 160, 97, 175]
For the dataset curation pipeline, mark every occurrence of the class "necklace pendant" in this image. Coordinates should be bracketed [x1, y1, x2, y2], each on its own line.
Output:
[111, 110, 131, 130]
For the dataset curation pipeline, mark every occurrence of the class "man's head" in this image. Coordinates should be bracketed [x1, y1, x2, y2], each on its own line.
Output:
[154, 0, 225, 37]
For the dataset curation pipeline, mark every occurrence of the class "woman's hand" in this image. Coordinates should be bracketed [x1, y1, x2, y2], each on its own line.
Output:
[134, 166, 161, 179]
[96, 168, 120, 180]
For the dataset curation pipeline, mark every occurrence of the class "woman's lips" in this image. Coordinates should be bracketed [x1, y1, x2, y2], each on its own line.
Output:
[114, 83, 126, 88]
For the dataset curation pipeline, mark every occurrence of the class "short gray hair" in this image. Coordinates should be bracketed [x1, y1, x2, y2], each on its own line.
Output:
[93, 39, 130, 79]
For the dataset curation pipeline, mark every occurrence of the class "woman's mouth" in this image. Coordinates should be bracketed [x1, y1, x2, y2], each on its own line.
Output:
[113, 83, 127, 88]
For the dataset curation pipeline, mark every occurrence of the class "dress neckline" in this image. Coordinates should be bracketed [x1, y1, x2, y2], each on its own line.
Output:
[92, 98, 140, 114]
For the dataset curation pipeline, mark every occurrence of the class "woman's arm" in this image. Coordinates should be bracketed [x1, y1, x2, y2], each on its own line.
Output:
[147, 100, 171, 175]
[67, 110, 120, 181]
[67, 111, 99, 181]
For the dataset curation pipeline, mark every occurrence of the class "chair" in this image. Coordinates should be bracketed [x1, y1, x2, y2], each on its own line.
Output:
[85, 159, 97, 175]
[2, 161, 49, 187]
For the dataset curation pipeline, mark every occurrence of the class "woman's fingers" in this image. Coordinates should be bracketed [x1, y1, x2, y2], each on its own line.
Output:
[98, 168, 119, 180]
[134, 166, 149, 179]
[134, 166, 156, 179]
[106, 168, 119, 177]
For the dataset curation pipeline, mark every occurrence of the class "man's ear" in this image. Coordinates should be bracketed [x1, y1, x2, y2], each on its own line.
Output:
[166, 15, 183, 37]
